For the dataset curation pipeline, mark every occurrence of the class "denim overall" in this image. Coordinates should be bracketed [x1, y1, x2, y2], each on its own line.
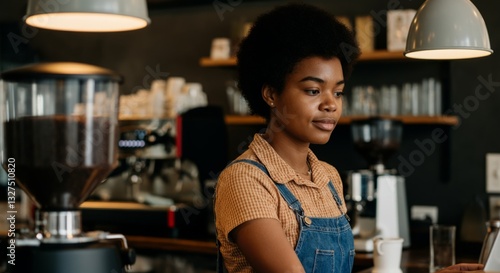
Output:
[216, 159, 355, 273]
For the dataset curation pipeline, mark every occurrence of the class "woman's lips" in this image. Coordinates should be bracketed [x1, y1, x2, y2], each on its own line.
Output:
[312, 119, 336, 131]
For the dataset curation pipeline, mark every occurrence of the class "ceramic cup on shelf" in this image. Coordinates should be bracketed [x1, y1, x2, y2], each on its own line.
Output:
[372, 237, 404, 273]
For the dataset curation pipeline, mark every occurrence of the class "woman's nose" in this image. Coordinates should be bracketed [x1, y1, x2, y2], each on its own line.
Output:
[320, 93, 338, 112]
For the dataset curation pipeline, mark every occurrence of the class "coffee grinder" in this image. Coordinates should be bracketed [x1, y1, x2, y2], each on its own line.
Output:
[0, 62, 135, 273]
[346, 118, 410, 252]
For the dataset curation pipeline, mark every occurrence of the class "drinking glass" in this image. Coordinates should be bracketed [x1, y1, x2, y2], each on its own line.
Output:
[429, 225, 456, 272]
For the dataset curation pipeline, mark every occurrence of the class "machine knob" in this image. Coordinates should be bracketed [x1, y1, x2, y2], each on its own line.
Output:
[121, 248, 137, 266]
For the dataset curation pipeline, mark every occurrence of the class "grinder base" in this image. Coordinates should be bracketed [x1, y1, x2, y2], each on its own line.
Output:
[8, 241, 132, 273]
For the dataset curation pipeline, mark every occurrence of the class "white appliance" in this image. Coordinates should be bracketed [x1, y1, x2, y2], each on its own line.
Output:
[351, 171, 410, 252]
[375, 175, 410, 246]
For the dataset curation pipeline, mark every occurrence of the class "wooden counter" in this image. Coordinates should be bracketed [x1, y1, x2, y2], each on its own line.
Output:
[354, 247, 479, 273]
[123, 236, 479, 273]
[1, 231, 480, 272]
[125, 235, 218, 255]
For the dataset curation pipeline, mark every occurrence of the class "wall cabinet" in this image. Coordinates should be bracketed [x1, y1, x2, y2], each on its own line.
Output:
[200, 50, 458, 126]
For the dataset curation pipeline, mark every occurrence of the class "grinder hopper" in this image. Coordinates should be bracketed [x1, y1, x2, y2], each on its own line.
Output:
[351, 118, 403, 172]
[1, 62, 121, 240]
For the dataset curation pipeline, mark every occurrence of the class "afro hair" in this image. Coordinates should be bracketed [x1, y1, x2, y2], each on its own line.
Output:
[237, 3, 360, 121]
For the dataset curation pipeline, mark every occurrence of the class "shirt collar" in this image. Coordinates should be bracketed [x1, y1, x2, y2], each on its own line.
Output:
[249, 134, 330, 188]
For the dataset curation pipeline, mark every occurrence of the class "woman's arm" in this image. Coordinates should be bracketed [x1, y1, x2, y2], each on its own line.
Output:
[231, 218, 305, 273]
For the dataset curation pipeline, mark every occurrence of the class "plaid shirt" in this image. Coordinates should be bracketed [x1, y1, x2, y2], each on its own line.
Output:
[215, 134, 347, 272]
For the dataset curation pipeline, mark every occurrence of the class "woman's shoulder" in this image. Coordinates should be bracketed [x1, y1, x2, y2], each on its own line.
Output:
[217, 153, 274, 189]
[316, 160, 343, 187]
[221, 152, 264, 175]
[215, 154, 281, 209]
[317, 160, 340, 175]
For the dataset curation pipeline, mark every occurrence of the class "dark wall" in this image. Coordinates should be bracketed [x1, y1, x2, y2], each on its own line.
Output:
[447, 0, 500, 226]
[1, 0, 499, 235]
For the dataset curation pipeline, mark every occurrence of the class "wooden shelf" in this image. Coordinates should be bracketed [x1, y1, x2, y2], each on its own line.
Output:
[199, 57, 237, 67]
[115, 114, 458, 126]
[225, 115, 266, 125]
[358, 50, 406, 61]
[225, 115, 459, 126]
[199, 51, 407, 67]
[341, 115, 459, 125]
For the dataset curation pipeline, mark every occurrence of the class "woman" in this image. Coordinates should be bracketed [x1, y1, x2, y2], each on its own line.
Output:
[214, 3, 485, 273]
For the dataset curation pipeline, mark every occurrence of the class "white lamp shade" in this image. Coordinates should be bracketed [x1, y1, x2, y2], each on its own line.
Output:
[405, 0, 493, 60]
[24, 0, 151, 32]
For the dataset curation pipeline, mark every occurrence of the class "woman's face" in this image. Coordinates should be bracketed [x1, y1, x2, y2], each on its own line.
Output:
[269, 56, 344, 145]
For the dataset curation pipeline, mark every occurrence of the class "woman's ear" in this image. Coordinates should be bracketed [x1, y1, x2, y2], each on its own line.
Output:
[261, 85, 276, 108]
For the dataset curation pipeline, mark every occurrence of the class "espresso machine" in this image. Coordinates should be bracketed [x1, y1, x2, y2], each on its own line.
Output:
[0, 62, 135, 273]
[113, 117, 178, 203]
[346, 118, 410, 252]
[84, 108, 210, 239]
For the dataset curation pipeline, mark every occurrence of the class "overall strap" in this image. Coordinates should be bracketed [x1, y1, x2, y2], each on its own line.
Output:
[229, 159, 270, 175]
[274, 184, 304, 215]
[229, 159, 304, 214]
[327, 181, 350, 222]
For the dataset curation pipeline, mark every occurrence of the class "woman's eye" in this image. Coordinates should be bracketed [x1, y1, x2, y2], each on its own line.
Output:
[306, 89, 320, 95]
[334, 91, 344, 98]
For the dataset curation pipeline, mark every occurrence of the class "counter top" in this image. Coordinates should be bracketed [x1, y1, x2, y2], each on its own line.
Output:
[125, 235, 218, 255]
[0, 231, 480, 272]
[354, 247, 478, 273]
[122, 236, 479, 272]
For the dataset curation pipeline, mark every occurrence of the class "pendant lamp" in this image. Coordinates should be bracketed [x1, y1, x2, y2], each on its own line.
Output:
[24, 0, 151, 32]
[405, 0, 492, 60]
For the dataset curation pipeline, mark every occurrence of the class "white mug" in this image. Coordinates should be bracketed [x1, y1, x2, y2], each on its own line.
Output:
[373, 237, 404, 273]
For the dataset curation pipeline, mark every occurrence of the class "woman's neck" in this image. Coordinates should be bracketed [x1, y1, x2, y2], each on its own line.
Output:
[262, 130, 310, 174]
